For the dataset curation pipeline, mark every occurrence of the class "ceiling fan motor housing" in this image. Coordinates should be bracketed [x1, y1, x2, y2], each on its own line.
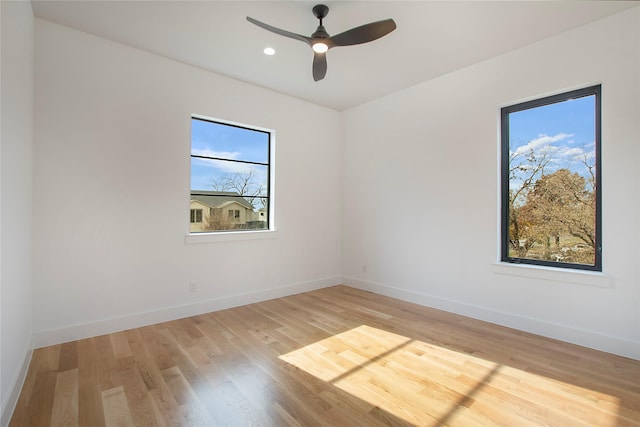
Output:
[312, 4, 329, 20]
[312, 26, 330, 39]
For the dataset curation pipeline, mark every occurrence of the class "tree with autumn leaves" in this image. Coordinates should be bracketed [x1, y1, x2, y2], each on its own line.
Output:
[508, 148, 596, 264]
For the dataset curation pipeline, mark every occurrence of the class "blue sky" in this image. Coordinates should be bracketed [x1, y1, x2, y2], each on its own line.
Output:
[190, 119, 269, 192]
[508, 94, 596, 182]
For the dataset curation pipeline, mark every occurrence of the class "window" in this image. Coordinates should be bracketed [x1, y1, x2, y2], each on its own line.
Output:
[190, 116, 272, 233]
[190, 209, 203, 223]
[501, 85, 601, 271]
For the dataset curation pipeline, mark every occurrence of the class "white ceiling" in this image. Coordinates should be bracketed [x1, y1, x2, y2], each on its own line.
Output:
[31, 1, 637, 111]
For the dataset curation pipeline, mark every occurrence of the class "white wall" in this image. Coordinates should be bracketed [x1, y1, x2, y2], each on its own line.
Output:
[342, 7, 640, 359]
[32, 19, 342, 346]
[0, 1, 34, 424]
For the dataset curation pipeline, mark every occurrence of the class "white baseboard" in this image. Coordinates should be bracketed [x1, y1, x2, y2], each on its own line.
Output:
[1, 344, 33, 427]
[34, 276, 341, 348]
[343, 276, 640, 361]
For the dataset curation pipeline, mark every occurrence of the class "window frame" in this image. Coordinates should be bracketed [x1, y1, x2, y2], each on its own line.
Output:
[189, 115, 274, 236]
[500, 85, 602, 272]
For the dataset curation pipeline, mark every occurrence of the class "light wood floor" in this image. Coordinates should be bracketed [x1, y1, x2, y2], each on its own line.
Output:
[10, 285, 640, 426]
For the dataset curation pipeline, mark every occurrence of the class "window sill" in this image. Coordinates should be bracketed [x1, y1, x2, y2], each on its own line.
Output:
[185, 230, 278, 244]
[491, 262, 612, 288]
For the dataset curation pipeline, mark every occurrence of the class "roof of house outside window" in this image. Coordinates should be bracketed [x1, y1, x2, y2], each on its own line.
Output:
[190, 191, 255, 211]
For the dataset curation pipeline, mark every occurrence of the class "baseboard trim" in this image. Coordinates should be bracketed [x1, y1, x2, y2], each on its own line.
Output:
[1, 344, 33, 427]
[343, 276, 640, 361]
[32, 274, 640, 359]
[34, 276, 341, 348]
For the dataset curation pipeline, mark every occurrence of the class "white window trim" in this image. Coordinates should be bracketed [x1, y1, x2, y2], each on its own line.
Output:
[185, 229, 278, 244]
[491, 262, 612, 288]
[187, 114, 276, 242]
[493, 114, 609, 289]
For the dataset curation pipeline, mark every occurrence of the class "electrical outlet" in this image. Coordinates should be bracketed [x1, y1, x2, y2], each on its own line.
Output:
[362, 265, 368, 273]
[189, 282, 197, 293]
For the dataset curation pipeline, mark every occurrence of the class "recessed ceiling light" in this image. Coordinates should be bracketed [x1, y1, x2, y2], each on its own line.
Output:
[264, 47, 275, 56]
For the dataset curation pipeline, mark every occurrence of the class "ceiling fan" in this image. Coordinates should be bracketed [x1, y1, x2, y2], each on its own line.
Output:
[247, 4, 396, 82]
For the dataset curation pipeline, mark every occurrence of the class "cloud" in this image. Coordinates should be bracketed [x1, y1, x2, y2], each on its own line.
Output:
[191, 148, 240, 159]
[536, 133, 574, 143]
[558, 146, 584, 158]
[513, 133, 574, 156]
[554, 144, 596, 165]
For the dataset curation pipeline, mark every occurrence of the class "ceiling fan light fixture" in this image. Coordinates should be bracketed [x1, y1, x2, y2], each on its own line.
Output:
[312, 42, 328, 53]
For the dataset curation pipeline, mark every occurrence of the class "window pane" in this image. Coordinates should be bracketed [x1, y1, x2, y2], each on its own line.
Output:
[190, 158, 268, 195]
[191, 118, 269, 164]
[190, 193, 268, 232]
[502, 86, 600, 270]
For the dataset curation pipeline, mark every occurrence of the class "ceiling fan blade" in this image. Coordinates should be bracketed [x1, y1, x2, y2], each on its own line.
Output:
[329, 19, 397, 47]
[246, 16, 311, 45]
[312, 52, 327, 81]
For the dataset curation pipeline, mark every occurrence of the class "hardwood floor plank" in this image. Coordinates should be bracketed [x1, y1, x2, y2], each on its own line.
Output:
[9, 285, 640, 426]
[50, 368, 79, 427]
[76, 338, 106, 427]
[101, 386, 134, 427]
[110, 332, 133, 360]
[135, 358, 187, 426]
[24, 370, 57, 427]
[115, 358, 159, 426]
[137, 327, 174, 372]
[57, 341, 78, 372]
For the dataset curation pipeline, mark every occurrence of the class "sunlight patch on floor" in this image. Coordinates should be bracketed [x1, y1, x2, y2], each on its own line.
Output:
[279, 325, 621, 426]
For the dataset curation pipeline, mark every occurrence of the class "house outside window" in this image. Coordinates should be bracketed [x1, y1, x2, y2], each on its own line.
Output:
[190, 116, 272, 233]
[501, 85, 601, 271]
